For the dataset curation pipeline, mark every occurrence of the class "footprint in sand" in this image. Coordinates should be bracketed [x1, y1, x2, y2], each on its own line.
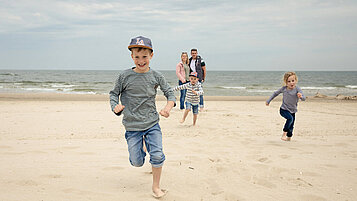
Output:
[252, 177, 277, 189]
[257, 157, 269, 163]
[287, 177, 313, 187]
[203, 179, 225, 196]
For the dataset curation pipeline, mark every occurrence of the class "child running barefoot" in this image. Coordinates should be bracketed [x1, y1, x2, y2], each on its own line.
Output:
[266, 72, 306, 141]
[172, 72, 203, 126]
[109, 36, 175, 198]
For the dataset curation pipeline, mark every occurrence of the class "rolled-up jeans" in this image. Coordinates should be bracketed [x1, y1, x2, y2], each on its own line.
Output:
[125, 123, 165, 168]
[178, 80, 187, 110]
[279, 108, 296, 137]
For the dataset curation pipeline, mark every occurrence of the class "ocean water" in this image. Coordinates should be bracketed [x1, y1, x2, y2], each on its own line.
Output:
[0, 70, 356, 96]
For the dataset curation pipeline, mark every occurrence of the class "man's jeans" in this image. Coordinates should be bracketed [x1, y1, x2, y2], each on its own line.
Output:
[199, 81, 204, 108]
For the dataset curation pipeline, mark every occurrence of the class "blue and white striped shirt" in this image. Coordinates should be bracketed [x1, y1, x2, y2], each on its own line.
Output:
[173, 82, 203, 105]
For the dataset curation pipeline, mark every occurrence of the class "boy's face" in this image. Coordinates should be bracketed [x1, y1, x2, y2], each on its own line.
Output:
[286, 75, 297, 89]
[189, 76, 198, 84]
[191, 51, 197, 59]
[131, 48, 153, 73]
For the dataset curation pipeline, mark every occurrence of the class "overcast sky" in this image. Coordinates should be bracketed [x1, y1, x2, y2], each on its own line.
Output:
[1, 0, 356, 71]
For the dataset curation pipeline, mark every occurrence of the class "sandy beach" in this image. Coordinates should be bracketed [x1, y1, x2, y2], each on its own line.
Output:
[1, 93, 357, 201]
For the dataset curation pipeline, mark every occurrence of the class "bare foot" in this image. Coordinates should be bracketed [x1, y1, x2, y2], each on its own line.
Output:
[179, 119, 185, 123]
[286, 137, 291, 141]
[281, 132, 288, 141]
[152, 188, 167, 198]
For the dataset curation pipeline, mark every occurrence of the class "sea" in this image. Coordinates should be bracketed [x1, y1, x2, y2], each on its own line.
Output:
[0, 70, 356, 96]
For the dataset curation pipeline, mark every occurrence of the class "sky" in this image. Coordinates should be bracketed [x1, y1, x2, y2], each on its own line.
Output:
[0, 0, 356, 71]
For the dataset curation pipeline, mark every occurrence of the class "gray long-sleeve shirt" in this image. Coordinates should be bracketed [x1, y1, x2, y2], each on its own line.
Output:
[109, 68, 176, 131]
[266, 86, 306, 113]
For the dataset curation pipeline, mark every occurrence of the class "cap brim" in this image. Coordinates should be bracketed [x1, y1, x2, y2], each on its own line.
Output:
[128, 45, 153, 50]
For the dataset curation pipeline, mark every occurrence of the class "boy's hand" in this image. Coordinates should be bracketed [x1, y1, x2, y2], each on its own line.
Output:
[265, 102, 269, 106]
[159, 101, 175, 118]
[192, 90, 198, 95]
[114, 104, 125, 113]
[159, 109, 170, 118]
[297, 93, 302, 99]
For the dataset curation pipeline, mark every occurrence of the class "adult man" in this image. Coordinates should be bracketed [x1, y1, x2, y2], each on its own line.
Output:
[188, 48, 206, 110]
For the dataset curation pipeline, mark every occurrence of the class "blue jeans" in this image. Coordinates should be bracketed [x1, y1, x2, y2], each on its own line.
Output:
[185, 102, 199, 114]
[125, 123, 165, 168]
[199, 81, 204, 108]
[199, 94, 204, 108]
[280, 108, 296, 137]
[178, 80, 187, 110]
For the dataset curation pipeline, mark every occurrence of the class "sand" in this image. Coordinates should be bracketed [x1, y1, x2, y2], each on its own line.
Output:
[1, 93, 357, 201]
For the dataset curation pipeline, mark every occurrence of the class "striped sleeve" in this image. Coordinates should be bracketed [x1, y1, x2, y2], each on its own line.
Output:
[172, 83, 189, 91]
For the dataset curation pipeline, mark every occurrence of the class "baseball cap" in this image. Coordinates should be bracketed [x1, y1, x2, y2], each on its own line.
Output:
[189, 72, 198, 78]
[128, 36, 153, 51]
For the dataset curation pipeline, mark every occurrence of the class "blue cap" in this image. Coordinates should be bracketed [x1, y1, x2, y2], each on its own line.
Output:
[128, 36, 153, 51]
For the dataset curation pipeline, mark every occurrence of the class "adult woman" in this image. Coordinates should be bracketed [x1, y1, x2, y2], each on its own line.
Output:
[175, 52, 190, 110]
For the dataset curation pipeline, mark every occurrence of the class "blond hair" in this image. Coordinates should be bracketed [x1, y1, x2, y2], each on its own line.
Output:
[181, 52, 189, 65]
[282, 72, 298, 85]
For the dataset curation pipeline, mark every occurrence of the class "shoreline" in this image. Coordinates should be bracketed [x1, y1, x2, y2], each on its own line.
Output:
[0, 92, 355, 102]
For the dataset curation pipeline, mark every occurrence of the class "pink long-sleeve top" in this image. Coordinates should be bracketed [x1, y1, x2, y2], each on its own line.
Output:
[176, 62, 186, 82]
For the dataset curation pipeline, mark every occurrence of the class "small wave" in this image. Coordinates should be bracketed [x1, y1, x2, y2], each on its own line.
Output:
[0, 73, 18, 76]
[50, 84, 76, 88]
[247, 89, 274, 93]
[94, 82, 112, 84]
[23, 88, 57, 92]
[346, 85, 357, 89]
[301, 87, 336, 90]
[219, 86, 246, 90]
[72, 88, 97, 92]
[66, 91, 96, 95]
[0, 86, 3, 88]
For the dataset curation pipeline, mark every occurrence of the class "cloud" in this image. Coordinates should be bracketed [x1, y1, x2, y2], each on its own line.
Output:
[0, 0, 356, 70]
